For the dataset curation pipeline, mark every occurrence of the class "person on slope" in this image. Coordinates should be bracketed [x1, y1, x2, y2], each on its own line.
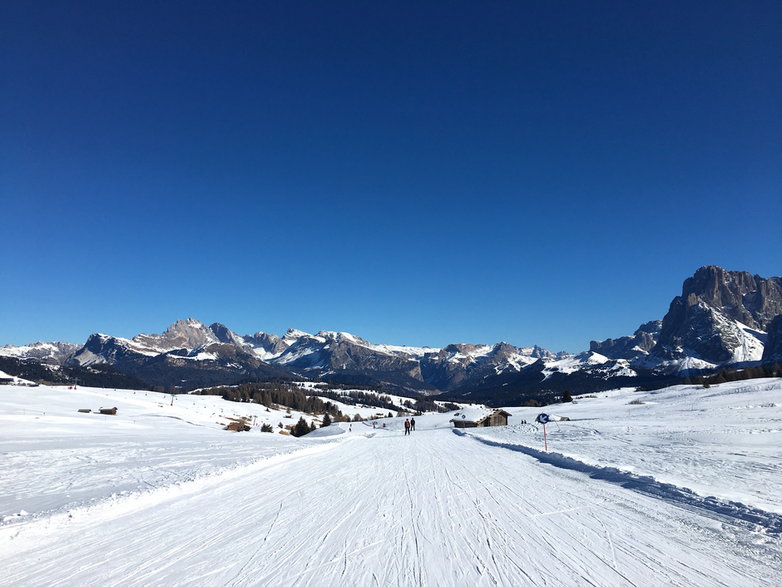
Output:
[404, 418, 411, 435]
[410, 417, 416, 431]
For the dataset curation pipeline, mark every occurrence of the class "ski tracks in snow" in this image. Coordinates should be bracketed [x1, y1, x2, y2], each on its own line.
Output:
[1, 429, 780, 586]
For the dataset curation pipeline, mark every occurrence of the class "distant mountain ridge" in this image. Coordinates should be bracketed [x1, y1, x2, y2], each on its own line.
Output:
[2, 266, 780, 402]
[0, 319, 567, 393]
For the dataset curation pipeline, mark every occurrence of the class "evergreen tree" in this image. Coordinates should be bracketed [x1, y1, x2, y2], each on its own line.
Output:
[291, 416, 310, 437]
[321, 413, 332, 427]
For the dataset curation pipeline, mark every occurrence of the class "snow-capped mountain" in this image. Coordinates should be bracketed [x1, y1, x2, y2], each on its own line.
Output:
[650, 265, 780, 366]
[0, 341, 79, 365]
[589, 266, 781, 371]
[441, 266, 782, 404]
[589, 320, 661, 360]
[264, 330, 556, 393]
[66, 320, 292, 388]
[0, 320, 563, 393]
[1, 266, 780, 399]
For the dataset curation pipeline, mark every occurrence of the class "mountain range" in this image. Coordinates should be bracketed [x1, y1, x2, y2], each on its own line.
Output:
[2, 266, 781, 404]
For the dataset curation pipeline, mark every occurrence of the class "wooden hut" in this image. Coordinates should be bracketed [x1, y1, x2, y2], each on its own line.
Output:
[451, 409, 512, 428]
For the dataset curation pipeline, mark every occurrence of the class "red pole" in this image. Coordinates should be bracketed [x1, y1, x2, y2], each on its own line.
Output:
[543, 423, 548, 451]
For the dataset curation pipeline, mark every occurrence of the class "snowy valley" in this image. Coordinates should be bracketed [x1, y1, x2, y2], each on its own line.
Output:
[1, 378, 780, 585]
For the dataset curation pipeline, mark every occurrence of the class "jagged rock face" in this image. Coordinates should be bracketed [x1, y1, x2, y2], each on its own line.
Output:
[74, 334, 147, 367]
[269, 333, 556, 392]
[419, 345, 486, 390]
[0, 341, 79, 365]
[762, 315, 782, 362]
[208, 323, 245, 347]
[680, 266, 782, 330]
[591, 321, 661, 360]
[69, 324, 291, 388]
[21, 320, 568, 393]
[244, 332, 288, 355]
[132, 318, 219, 352]
[654, 301, 741, 363]
[277, 333, 424, 382]
[417, 342, 552, 391]
[652, 265, 778, 365]
[327, 340, 423, 379]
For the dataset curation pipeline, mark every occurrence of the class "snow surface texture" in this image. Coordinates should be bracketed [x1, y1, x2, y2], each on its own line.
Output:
[1, 381, 781, 585]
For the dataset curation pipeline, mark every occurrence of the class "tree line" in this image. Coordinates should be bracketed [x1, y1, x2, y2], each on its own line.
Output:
[687, 362, 782, 386]
[195, 382, 348, 420]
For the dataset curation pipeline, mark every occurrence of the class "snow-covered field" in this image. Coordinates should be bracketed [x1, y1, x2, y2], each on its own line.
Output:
[1, 380, 780, 585]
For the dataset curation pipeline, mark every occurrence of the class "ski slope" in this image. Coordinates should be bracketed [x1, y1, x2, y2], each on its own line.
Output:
[1, 381, 781, 585]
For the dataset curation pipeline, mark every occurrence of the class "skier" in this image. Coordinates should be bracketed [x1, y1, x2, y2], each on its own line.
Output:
[404, 418, 411, 435]
[410, 417, 416, 432]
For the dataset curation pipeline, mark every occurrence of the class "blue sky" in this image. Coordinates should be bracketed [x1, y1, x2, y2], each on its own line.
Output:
[2, 1, 780, 352]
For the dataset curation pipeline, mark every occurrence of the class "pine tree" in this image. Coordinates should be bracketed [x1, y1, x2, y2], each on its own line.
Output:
[321, 413, 332, 427]
[291, 416, 310, 437]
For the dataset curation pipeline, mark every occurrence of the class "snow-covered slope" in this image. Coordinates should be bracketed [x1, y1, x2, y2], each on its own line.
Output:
[0, 370, 36, 386]
[1, 380, 780, 585]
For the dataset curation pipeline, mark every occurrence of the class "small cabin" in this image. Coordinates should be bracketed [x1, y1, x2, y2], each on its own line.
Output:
[452, 409, 512, 428]
[224, 416, 251, 432]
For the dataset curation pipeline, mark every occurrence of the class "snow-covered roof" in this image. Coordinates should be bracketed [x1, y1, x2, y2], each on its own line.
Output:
[449, 407, 509, 423]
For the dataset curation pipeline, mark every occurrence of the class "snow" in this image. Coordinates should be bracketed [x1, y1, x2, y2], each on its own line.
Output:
[1, 380, 781, 585]
[316, 331, 437, 359]
[184, 351, 219, 361]
[450, 406, 495, 423]
[476, 380, 782, 514]
[734, 324, 766, 362]
[0, 370, 36, 386]
[0, 342, 69, 359]
[274, 345, 322, 365]
[282, 329, 326, 345]
[372, 343, 436, 357]
[249, 347, 278, 361]
[541, 351, 610, 377]
[304, 386, 423, 415]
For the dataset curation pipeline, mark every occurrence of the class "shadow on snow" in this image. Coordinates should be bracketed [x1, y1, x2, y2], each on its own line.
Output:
[454, 428, 782, 537]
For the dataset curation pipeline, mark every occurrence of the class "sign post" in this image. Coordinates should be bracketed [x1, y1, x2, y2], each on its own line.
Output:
[536, 413, 550, 451]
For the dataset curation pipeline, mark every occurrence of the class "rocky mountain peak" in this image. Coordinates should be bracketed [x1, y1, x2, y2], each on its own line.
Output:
[590, 321, 661, 360]
[653, 266, 778, 365]
[132, 318, 217, 352]
[316, 331, 371, 346]
[244, 332, 288, 355]
[283, 329, 312, 341]
[681, 266, 782, 330]
[208, 323, 244, 346]
[164, 317, 207, 334]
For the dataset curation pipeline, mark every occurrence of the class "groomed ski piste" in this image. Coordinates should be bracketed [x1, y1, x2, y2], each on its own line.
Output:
[1, 379, 781, 585]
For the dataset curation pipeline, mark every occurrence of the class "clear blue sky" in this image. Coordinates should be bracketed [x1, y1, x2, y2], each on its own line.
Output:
[2, 1, 780, 352]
